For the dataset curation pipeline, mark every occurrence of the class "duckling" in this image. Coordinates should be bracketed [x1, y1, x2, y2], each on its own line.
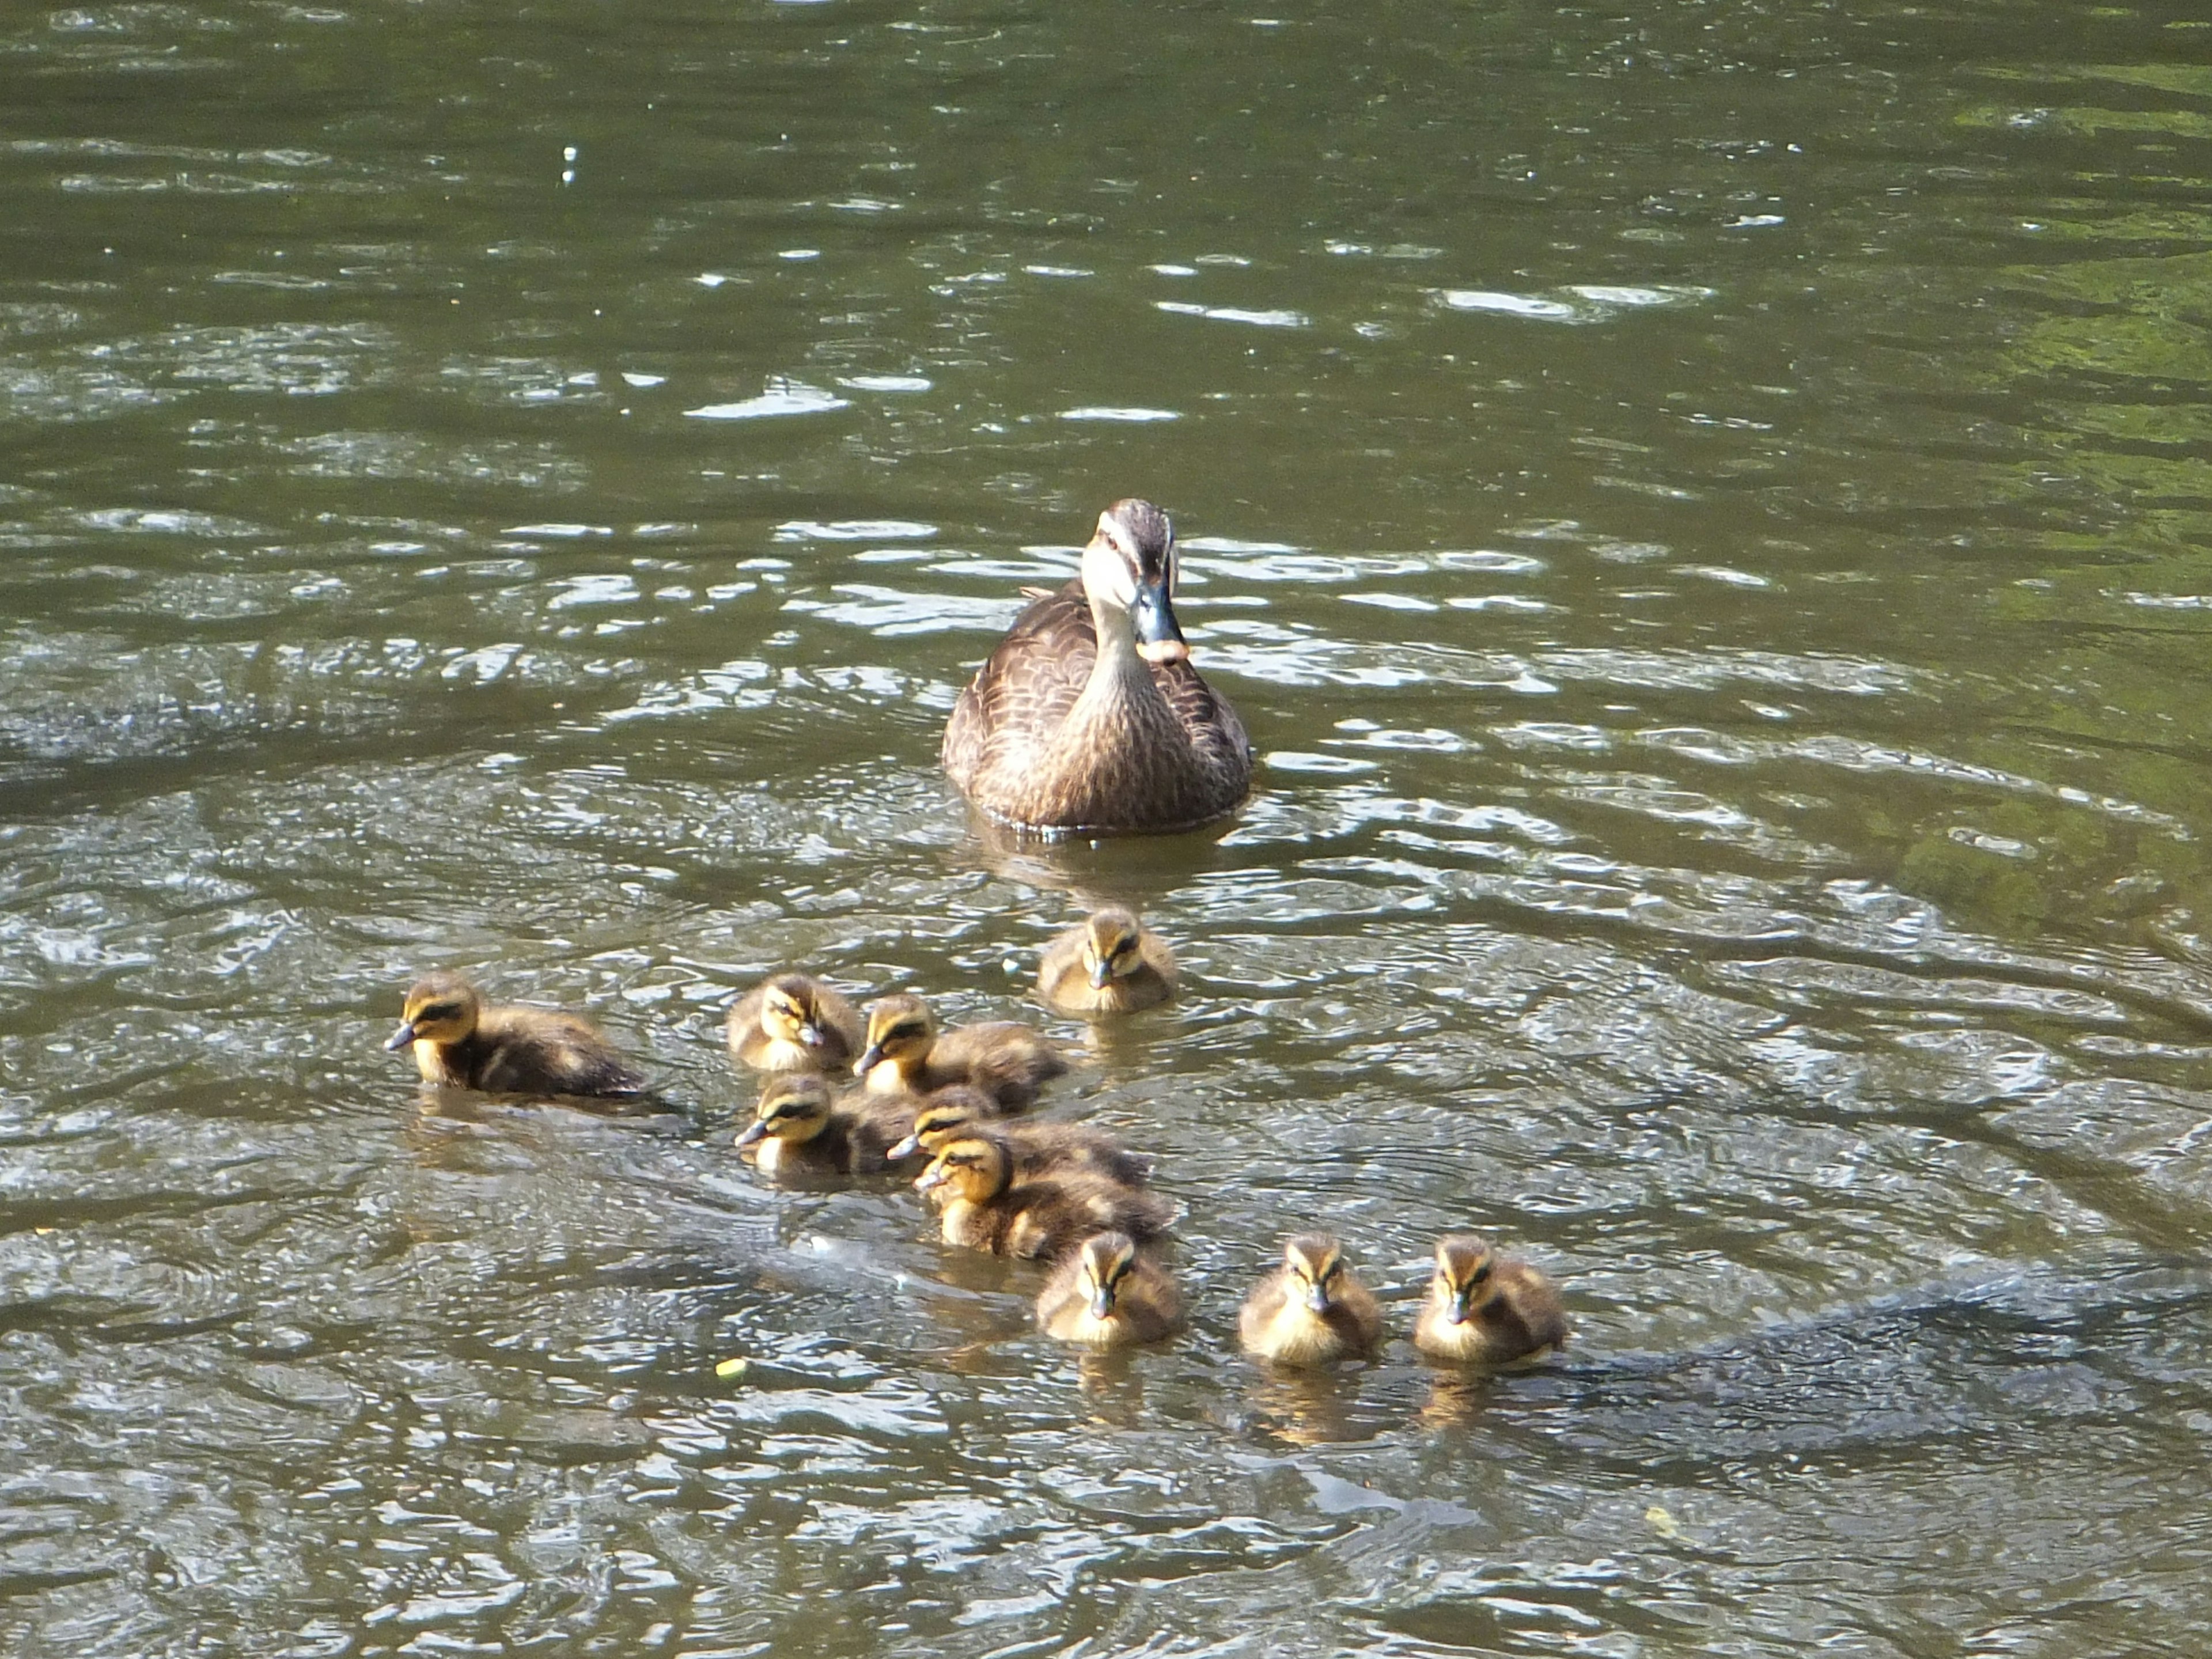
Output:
[1238, 1234, 1385, 1365]
[885, 1087, 1153, 1186]
[1035, 1231, 1183, 1348]
[854, 993, 1066, 1111]
[1413, 1234, 1569, 1368]
[941, 498, 1253, 835]
[725, 972, 866, 1073]
[914, 1132, 1174, 1260]
[383, 971, 646, 1099]
[1037, 907, 1176, 1014]
[733, 1075, 916, 1178]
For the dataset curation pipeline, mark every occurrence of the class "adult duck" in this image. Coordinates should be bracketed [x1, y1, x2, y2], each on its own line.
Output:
[941, 498, 1252, 835]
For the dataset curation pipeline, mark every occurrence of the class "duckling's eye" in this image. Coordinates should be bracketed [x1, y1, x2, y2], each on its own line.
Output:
[888, 1022, 926, 1043]
[1470, 1264, 1493, 1286]
[1321, 1260, 1342, 1282]
[418, 1002, 463, 1022]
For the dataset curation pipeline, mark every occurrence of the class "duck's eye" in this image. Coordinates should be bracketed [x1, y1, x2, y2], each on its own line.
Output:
[419, 1003, 462, 1022]
[1321, 1260, 1342, 1281]
[1471, 1264, 1492, 1286]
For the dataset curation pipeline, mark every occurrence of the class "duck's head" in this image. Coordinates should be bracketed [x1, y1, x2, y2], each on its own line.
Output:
[757, 975, 839, 1052]
[385, 972, 482, 1051]
[914, 1133, 1014, 1203]
[734, 1075, 833, 1150]
[1281, 1233, 1350, 1317]
[885, 1084, 993, 1161]
[1082, 497, 1187, 666]
[1429, 1234, 1498, 1327]
[855, 993, 935, 1076]
[1080, 907, 1149, 990]
[1074, 1231, 1141, 1321]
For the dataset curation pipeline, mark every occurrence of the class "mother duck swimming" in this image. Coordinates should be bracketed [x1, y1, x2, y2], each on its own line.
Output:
[941, 498, 1252, 835]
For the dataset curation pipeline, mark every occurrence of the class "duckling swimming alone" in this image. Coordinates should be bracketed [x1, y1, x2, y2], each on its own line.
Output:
[914, 1132, 1174, 1260]
[885, 1088, 1153, 1186]
[1037, 907, 1176, 1015]
[726, 972, 866, 1074]
[1412, 1234, 1569, 1368]
[1036, 1231, 1184, 1347]
[384, 971, 646, 1098]
[941, 498, 1252, 836]
[733, 1075, 916, 1178]
[855, 993, 1066, 1111]
[1238, 1233, 1385, 1365]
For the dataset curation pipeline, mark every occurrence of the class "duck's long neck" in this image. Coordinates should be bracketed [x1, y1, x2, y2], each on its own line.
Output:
[1083, 592, 1153, 699]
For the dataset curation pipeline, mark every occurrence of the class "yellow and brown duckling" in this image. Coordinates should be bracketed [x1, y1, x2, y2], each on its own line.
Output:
[1238, 1233, 1385, 1365]
[733, 1075, 918, 1178]
[913, 1132, 1175, 1260]
[1412, 1234, 1569, 1368]
[855, 993, 1067, 1112]
[1037, 907, 1176, 1015]
[384, 971, 646, 1099]
[726, 972, 866, 1074]
[1035, 1232, 1184, 1348]
[887, 1086, 1154, 1186]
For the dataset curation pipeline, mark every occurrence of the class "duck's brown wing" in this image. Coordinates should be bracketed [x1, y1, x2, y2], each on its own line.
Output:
[1153, 657, 1253, 772]
[942, 579, 1094, 792]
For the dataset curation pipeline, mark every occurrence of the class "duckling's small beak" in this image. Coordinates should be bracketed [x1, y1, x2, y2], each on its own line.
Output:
[854, 1044, 885, 1076]
[1304, 1282, 1331, 1316]
[797, 1022, 827, 1049]
[1446, 1289, 1474, 1326]
[383, 1021, 418, 1052]
[887, 1132, 922, 1161]
[734, 1119, 771, 1151]
[1089, 1283, 1117, 1321]
[914, 1164, 948, 1192]
[1131, 578, 1188, 666]
[1088, 957, 1113, 990]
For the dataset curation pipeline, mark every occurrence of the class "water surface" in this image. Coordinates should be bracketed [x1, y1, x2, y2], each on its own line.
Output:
[5, 2, 2212, 1654]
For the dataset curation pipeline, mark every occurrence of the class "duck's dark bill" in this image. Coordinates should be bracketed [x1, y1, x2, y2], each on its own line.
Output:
[1131, 581, 1188, 664]
[383, 1022, 418, 1051]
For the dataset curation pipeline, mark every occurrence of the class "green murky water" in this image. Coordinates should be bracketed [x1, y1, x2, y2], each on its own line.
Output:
[5, 2, 2212, 1654]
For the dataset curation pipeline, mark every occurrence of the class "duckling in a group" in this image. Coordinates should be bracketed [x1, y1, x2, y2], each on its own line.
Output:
[1037, 907, 1176, 1015]
[726, 972, 866, 1074]
[914, 1132, 1174, 1260]
[1035, 1232, 1184, 1348]
[855, 993, 1067, 1111]
[1238, 1233, 1385, 1365]
[733, 1075, 916, 1178]
[384, 971, 646, 1099]
[886, 1087, 1154, 1186]
[1412, 1234, 1569, 1368]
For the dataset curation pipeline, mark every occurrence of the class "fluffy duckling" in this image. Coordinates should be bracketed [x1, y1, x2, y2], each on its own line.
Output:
[886, 1087, 1153, 1185]
[384, 971, 646, 1098]
[733, 1075, 916, 1178]
[726, 972, 866, 1073]
[1238, 1234, 1385, 1365]
[1413, 1234, 1569, 1368]
[855, 993, 1067, 1111]
[914, 1132, 1174, 1260]
[1037, 907, 1176, 1014]
[1035, 1232, 1183, 1347]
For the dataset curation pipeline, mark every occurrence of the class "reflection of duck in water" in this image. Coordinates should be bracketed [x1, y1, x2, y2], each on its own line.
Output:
[384, 971, 646, 1099]
[1035, 1232, 1183, 1348]
[733, 1075, 916, 1178]
[1238, 1234, 1385, 1365]
[941, 498, 1252, 835]
[855, 994, 1066, 1112]
[725, 973, 866, 1074]
[1414, 1235, 1569, 1368]
[1037, 907, 1176, 1014]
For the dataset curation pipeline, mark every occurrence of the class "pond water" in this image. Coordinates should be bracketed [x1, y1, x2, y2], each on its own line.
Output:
[4, 1, 2212, 1654]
